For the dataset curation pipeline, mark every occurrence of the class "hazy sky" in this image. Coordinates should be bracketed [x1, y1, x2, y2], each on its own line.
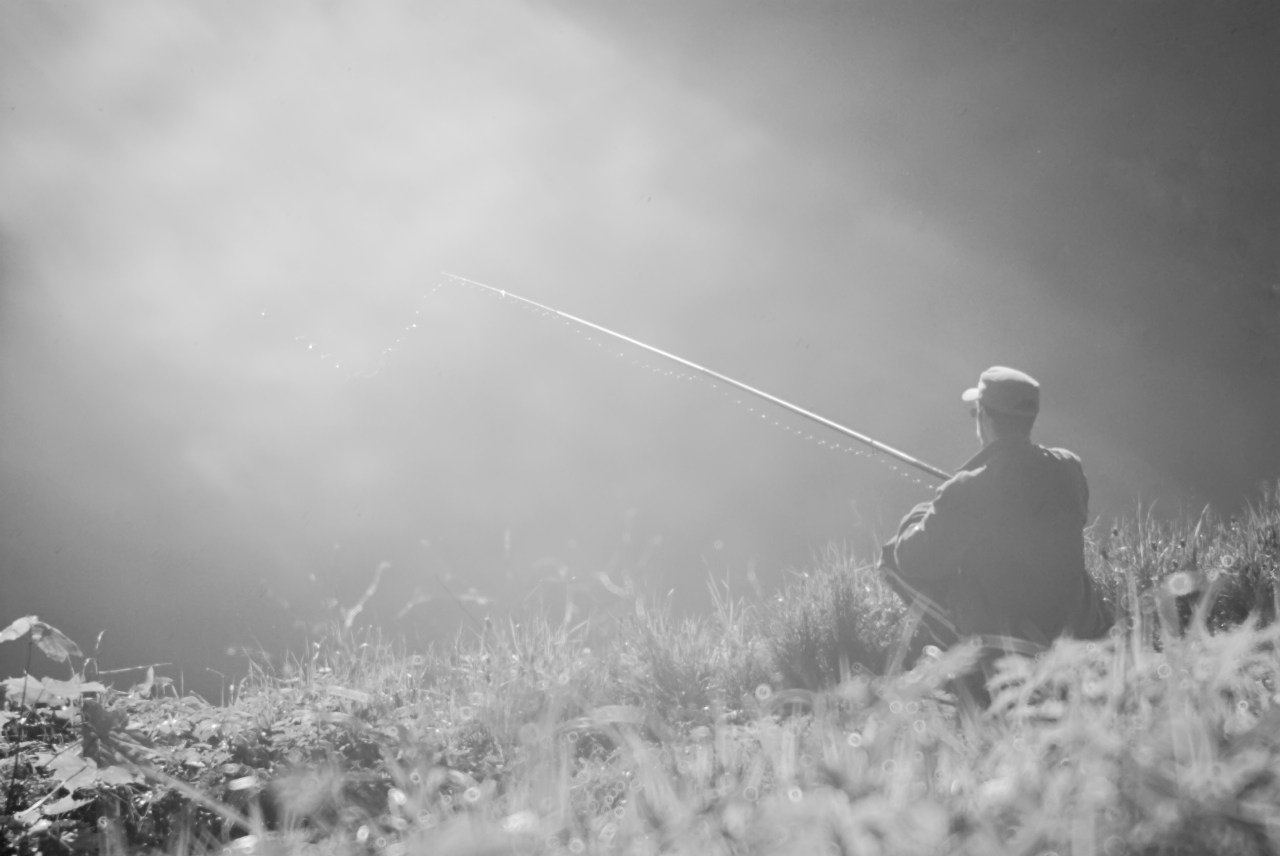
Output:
[2, 1, 1276, 694]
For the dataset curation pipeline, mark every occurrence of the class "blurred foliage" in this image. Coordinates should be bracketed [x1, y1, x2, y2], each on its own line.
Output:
[1, 484, 1278, 854]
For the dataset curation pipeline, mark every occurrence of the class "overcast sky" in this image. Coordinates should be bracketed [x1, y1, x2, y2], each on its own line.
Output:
[2, 1, 1276, 694]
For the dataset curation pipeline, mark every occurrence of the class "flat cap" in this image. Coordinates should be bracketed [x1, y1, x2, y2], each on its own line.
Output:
[961, 366, 1040, 418]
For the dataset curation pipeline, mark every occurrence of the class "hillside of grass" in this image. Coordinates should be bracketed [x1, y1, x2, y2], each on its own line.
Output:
[2, 485, 1278, 855]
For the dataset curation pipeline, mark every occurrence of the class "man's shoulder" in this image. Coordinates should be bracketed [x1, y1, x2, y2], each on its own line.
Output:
[963, 441, 1086, 488]
[1040, 445, 1085, 468]
[932, 467, 987, 506]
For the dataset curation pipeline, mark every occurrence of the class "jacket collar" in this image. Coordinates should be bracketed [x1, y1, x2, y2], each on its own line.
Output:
[957, 435, 1033, 474]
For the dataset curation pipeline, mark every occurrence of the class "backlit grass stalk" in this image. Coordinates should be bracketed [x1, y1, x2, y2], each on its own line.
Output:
[3, 632, 34, 814]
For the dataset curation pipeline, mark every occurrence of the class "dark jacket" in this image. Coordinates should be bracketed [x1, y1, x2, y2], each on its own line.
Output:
[882, 436, 1107, 642]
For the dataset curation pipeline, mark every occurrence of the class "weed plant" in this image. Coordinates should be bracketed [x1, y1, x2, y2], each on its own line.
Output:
[764, 543, 911, 689]
[2, 484, 1278, 854]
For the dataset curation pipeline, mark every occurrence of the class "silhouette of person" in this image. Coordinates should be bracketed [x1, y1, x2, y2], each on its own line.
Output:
[879, 366, 1110, 659]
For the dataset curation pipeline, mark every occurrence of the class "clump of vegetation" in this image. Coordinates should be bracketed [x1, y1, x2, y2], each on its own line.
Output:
[1090, 484, 1280, 643]
[2, 484, 1278, 854]
[763, 543, 910, 688]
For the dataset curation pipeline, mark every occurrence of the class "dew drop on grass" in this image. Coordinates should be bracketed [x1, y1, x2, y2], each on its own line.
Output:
[1164, 571, 1197, 597]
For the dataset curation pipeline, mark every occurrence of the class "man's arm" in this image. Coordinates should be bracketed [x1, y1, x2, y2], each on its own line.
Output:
[879, 501, 927, 573]
[884, 474, 981, 581]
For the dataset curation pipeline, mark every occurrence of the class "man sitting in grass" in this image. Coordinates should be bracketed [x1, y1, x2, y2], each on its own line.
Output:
[879, 366, 1110, 654]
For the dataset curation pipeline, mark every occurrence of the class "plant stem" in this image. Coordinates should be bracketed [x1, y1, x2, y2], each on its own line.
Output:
[5, 637, 34, 813]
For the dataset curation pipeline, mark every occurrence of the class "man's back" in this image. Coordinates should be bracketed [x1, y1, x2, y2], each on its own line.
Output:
[888, 436, 1096, 642]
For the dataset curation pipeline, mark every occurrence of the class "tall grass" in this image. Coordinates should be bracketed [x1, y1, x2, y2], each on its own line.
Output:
[764, 543, 910, 688]
[3, 484, 1279, 854]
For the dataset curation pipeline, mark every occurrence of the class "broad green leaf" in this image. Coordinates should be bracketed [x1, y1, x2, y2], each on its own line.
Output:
[42, 678, 107, 699]
[43, 750, 91, 779]
[2, 676, 104, 703]
[32, 620, 82, 662]
[3, 674, 47, 704]
[0, 615, 36, 644]
[43, 751, 138, 788]
[90, 760, 141, 786]
[39, 794, 93, 816]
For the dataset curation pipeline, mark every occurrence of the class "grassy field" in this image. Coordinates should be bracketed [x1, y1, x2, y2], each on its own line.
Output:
[2, 485, 1278, 855]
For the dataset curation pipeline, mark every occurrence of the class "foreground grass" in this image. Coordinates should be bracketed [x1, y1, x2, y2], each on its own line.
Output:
[2, 486, 1278, 854]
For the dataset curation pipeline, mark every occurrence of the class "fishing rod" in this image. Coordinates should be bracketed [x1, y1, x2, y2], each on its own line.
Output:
[442, 273, 953, 483]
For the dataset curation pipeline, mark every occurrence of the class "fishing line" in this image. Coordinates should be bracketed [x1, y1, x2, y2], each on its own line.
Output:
[273, 275, 949, 487]
[440, 273, 952, 484]
[279, 280, 450, 379]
